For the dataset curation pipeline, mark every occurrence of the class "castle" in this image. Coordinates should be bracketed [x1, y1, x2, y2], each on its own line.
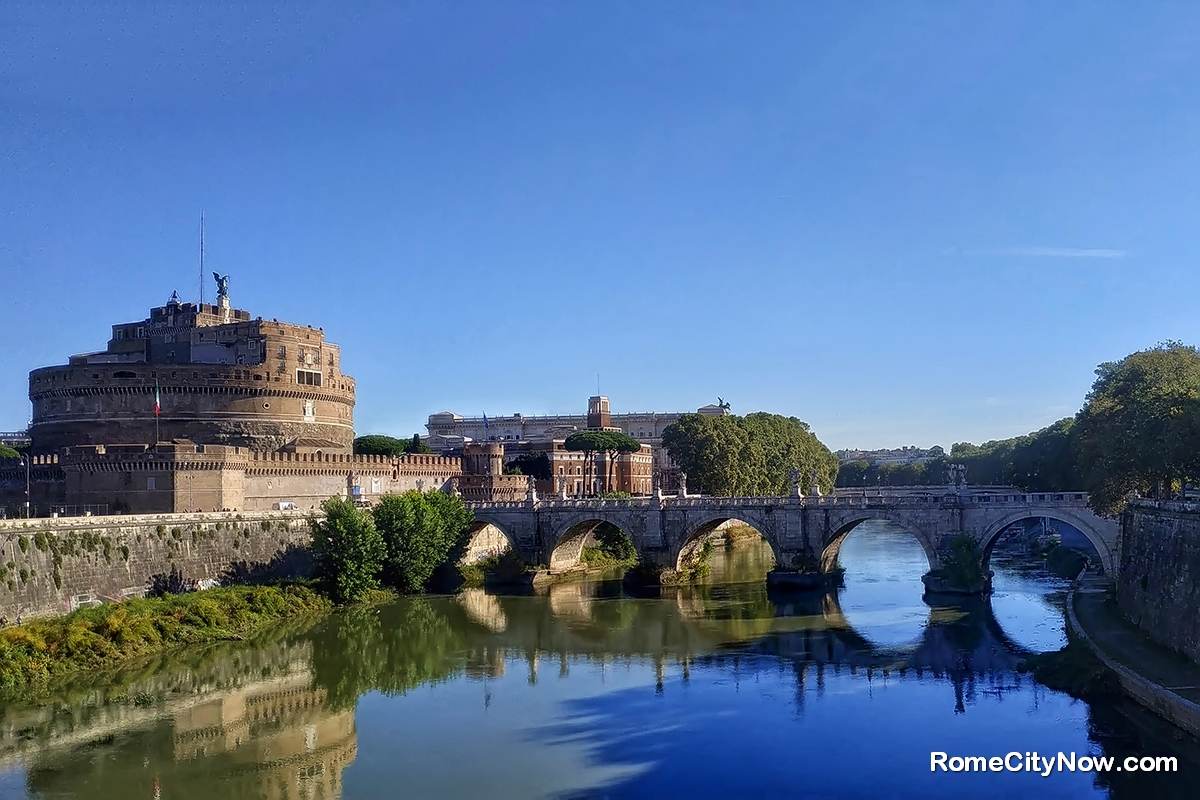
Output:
[1, 278, 726, 516]
[2, 283, 460, 515]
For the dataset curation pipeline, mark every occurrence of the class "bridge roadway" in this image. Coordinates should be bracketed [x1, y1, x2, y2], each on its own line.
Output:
[464, 486, 1120, 580]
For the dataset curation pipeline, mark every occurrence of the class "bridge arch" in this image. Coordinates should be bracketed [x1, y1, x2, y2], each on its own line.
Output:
[819, 513, 939, 574]
[978, 508, 1116, 577]
[546, 514, 636, 572]
[460, 518, 516, 565]
[674, 509, 779, 571]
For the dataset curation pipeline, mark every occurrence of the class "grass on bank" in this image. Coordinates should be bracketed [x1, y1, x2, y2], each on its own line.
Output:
[0, 583, 330, 701]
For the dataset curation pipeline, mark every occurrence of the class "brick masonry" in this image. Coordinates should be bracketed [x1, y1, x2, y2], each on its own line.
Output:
[0, 510, 314, 619]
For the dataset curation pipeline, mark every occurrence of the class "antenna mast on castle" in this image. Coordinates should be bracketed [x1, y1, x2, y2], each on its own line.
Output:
[199, 211, 205, 306]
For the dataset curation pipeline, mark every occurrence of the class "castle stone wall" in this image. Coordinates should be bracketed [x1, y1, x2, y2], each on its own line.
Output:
[0, 510, 313, 620]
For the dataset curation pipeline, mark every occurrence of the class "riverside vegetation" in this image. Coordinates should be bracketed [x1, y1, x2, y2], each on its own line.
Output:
[0, 488, 479, 702]
[0, 583, 329, 702]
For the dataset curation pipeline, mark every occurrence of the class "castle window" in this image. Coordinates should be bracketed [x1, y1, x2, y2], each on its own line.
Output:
[147, 477, 156, 490]
[296, 369, 322, 386]
[277, 345, 286, 358]
[136, 327, 144, 338]
[116, 329, 125, 340]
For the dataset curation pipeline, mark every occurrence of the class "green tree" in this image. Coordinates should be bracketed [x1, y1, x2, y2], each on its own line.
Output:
[354, 435, 407, 457]
[932, 533, 987, 592]
[310, 497, 386, 603]
[836, 459, 871, 487]
[0, 445, 18, 460]
[563, 430, 639, 494]
[662, 413, 838, 496]
[405, 434, 432, 455]
[354, 434, 432, 457]
[372, 491, 475, 593]
[1074, 342, 1200, 513]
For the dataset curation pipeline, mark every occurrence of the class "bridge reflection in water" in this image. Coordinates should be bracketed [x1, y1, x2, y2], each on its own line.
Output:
[0, 533, 1085, 799]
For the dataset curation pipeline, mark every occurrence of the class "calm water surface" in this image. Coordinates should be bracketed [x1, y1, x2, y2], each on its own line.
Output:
[2, 521, 1197, 799]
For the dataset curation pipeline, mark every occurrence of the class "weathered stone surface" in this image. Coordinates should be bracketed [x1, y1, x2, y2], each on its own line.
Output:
[1118, 501, 1200, 664]
[463, 488, 1121, 580]
[0, 510, 313, 619]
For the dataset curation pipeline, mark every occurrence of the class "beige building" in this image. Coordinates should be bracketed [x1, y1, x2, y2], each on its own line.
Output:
[427, 395, 727, 493]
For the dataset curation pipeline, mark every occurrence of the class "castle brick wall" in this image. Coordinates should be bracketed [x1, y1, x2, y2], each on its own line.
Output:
[0, 510, 314, 619]
[242, 453, 462, 511]
[29, 363, 355, 454]
[3, 451, 464, 515]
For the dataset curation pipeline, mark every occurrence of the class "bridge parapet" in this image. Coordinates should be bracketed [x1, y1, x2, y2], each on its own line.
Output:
[464, 489, 1093, 513]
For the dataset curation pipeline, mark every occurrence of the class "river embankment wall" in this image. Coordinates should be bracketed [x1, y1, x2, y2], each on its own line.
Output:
[0, 511, 313, 619]
[1118, 500, 1200, 664]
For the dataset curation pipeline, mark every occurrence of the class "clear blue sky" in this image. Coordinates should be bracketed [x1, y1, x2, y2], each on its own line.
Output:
[4, 2, 1199, 451]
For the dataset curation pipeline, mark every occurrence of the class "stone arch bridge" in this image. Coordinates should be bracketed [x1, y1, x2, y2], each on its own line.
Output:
[465, 487, 1119, 584]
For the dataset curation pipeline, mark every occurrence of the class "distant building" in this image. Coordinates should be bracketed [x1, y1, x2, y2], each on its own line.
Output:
[0, 431, 30, 449]
[835, 445, 946, 465]
[427, 396, 725, 493]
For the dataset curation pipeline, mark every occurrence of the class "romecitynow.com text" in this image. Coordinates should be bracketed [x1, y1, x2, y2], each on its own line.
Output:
[930, 752, 1177, 775]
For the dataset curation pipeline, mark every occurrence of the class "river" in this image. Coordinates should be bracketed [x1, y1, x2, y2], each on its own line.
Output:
[0, 520, 1197, 798]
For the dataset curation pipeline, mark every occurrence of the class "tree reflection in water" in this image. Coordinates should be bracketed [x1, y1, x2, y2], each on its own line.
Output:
[6, 559, 1200, 800]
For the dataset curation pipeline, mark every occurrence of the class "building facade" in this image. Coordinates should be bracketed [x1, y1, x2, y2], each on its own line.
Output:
[426, 396, 728, 493]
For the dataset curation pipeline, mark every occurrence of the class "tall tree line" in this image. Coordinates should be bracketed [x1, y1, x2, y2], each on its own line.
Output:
[836, 342, 1200, 515]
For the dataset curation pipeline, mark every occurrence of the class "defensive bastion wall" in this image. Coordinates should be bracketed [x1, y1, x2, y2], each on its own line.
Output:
[0, 510, 314, 620]
[0, 452, 463, 515]
[1118, 500, 1200, 664]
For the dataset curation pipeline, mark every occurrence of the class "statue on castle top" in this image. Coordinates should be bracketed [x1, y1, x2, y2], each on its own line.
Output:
[717, 396, 731, 411]
[167, 290, 181, 305]
[213, 272, 230, 299]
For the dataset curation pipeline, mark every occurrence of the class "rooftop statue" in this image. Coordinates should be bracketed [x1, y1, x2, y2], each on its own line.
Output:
[213, 272, 230, 299]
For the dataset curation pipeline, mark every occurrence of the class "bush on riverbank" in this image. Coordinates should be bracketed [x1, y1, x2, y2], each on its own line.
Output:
[926, 533, 988, 592]
[374, 491, 474, 593]
[0, 584, 329, 701]
[723, 524, 762, 546]
[458, 551, 531, 588]
[310, 497, 388, 603]
[580, 522, 638, 569]
[1045, 544, 1090, 580]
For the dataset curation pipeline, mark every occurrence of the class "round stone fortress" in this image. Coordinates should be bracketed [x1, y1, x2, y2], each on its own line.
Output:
[28, 290, 356, 454]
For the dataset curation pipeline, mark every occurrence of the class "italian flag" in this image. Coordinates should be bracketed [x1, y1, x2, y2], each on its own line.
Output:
[155, 381, 161, 416]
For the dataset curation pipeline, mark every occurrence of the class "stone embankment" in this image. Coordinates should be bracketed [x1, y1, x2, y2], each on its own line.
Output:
[1118, 500, 1200, 663]
[1061, 498, 1200, 737]
[1068, 578, 1200, 737]
[0, 510, 313, 619]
